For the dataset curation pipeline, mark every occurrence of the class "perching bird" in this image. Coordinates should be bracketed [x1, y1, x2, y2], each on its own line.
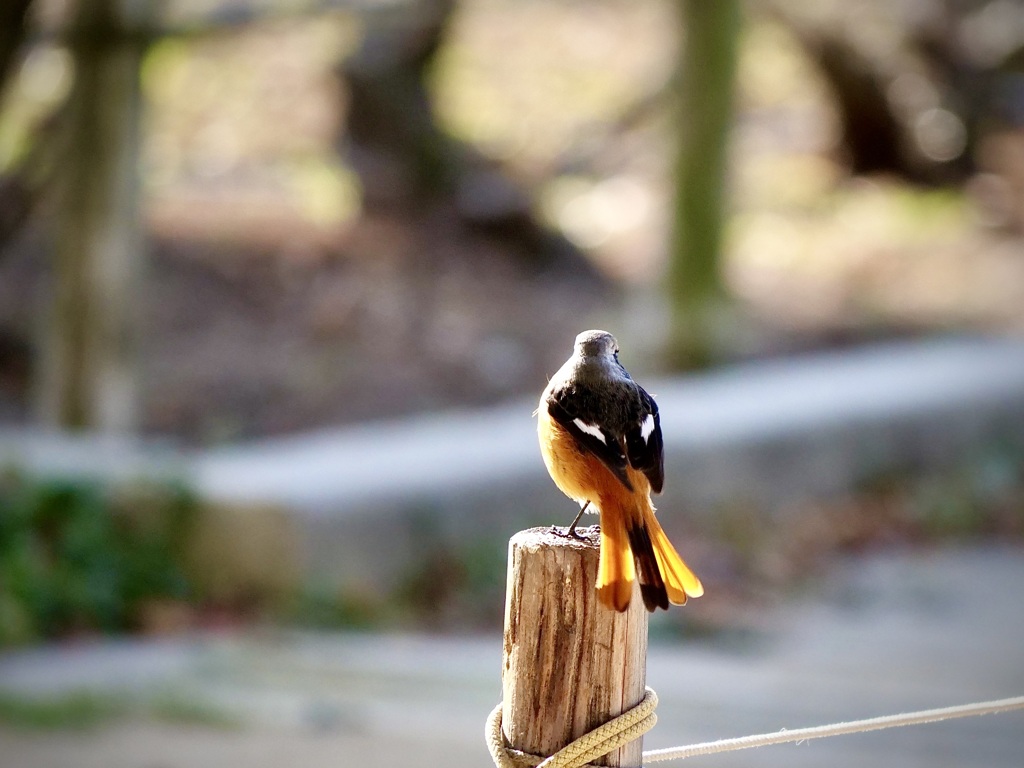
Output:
[537, 329, 703, 612]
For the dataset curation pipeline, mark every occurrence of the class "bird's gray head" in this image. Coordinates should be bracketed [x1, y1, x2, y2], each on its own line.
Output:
[574, 329, 619, 359]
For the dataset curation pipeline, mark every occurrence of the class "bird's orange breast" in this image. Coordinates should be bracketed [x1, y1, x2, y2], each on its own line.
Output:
[537, 408, 650, 509]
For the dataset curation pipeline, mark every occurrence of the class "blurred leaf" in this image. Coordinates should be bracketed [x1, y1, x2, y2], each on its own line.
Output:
[0, 474, 199, 646]
[0, 690, 126, 730]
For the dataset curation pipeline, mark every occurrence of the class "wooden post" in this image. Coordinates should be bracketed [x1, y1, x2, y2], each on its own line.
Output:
[501, 526, 649, 767]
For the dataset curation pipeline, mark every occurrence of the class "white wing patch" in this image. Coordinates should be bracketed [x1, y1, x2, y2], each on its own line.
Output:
[573, 418, 607, 444]
[640, 413, 656, 442]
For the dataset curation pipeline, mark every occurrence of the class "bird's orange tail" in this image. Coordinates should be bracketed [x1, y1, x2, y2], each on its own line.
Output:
[596, 509, 636, 612]
[596, 497, 703, 612]
[642, 503, 703, 606]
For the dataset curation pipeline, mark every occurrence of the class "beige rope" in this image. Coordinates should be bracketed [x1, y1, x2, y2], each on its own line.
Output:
[487, 690, 1024, 767]
[643, 694, 1024, 762]
[486, 687, 659, 768]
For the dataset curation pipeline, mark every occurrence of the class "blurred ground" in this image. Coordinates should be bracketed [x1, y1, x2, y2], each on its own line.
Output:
[1, 546, 1022, 768]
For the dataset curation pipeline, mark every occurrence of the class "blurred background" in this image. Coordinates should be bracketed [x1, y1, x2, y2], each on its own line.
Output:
[1, 0, 1023, 766]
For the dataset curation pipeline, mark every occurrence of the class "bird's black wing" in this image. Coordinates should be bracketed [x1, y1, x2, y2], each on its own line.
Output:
[624, 387, 665, 494]
[546, 387, 634, 492]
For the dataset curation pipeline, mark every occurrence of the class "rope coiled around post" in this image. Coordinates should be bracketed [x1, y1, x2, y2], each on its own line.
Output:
[486, 687, 659, 768]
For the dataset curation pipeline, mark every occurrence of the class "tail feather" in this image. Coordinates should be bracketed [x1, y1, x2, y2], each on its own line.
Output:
[626, 521, 669, 611]
[596, 491, 702, 612]
[596, 511, 635, 612]
[643, 507, 704, 604]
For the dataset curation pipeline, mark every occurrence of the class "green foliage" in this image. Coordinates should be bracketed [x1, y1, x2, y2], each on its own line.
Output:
[0, 690, 126, 730]
[854, 445, 1024, 542]
[285, 583, 382, 630]
[394, 535, 507, 629]
[0, 472, 199, 646]
[0, 689, 238, 731]
[147, 691, 240, 729]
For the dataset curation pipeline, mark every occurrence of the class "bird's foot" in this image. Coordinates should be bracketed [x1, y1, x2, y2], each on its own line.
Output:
[549, 524, 587, 541]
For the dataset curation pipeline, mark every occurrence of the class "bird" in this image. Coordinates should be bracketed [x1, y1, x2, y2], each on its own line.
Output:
[537, 329, 703, 612]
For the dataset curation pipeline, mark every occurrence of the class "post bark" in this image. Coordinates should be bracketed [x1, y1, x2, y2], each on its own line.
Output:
[501, 526, 649, 767]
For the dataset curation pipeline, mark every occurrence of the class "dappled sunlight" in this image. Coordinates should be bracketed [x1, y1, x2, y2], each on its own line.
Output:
[729, 181, 1024, 334]
[0, 44, 73, 169]
[432, 0, 677, 169]
[541, 174, 654, 253]
[1, 0, 1023, 442]
[141, 15, 360, 234]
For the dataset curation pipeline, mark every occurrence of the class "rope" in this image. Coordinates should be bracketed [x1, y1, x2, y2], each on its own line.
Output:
[486, 688, 658, 768]
[643, 695, 1024, 762]
[487, 690, 1024, 768]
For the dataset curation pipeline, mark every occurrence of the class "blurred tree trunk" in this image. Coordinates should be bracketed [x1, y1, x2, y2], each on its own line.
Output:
[36, 0, 145, 433]
[342, 0, 459, 206]
[339, 0, 587, 269]
[0, 0, 32, 92]
[763, 1, 980, 186]
[0, 0, 36, 250]
[666, 0, 740, 368]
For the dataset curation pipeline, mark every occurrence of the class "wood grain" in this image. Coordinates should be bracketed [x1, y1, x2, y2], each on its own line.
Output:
[501, 526, 648, 767]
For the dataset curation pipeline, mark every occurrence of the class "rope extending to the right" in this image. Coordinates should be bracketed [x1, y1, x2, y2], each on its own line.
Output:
[644, 694, 1024, 762]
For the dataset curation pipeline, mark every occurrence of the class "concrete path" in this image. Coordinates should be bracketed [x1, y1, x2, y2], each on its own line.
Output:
[3, 337, 1024, 514]
[192, 335, 1024, 510]
[2, 545, 1022, 768]
[4, 336, 1023, 596]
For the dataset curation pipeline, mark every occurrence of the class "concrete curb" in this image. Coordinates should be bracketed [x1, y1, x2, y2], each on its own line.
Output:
[3, 336, 1023, 593]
